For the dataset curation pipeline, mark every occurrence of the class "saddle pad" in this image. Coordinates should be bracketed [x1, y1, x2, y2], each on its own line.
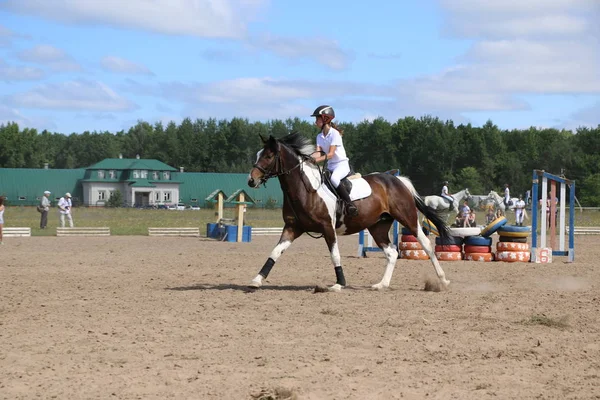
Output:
[349, 178, 372, 201]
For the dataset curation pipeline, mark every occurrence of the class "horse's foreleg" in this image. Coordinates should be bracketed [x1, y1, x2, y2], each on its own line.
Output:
[249, 225, 302, 288]
[415, 227, 450, 288]
[368, 221, 397, 290]
[322, 229, 345, 292]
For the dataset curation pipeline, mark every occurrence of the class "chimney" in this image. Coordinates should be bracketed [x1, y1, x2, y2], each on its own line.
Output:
[136, 154, 140, 159]
[179, 167, 184, 173]
[118, 153, 123, 159]
[43, 162, 49, 169]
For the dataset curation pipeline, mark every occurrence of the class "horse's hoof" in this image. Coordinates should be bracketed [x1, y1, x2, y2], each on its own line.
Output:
[371, 283, 388, 291]
[248, 280, 262, 289]
[442, 279, 451, 288]
[328, 284, 343, 292]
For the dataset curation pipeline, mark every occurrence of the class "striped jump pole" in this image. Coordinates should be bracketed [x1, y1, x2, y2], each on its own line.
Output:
[531, 170, 575, 262]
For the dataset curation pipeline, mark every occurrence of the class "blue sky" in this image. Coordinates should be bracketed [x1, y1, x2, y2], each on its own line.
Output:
[0, 0, 599, 134]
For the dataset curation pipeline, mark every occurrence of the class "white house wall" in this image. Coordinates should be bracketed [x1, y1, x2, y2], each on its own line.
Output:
[82, 182, 127, 206]
[82, 181, 180, 207]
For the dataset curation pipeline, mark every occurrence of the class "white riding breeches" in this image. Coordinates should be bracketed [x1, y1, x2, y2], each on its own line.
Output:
[515, 209, 525, 223]
[328, 160, 350, 188]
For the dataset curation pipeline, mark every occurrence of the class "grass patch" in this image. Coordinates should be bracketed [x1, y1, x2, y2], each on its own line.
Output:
[522, 314, 570, 329]
[3, 206, 284, 236]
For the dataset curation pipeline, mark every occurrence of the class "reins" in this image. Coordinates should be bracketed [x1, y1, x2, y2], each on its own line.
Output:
[253, 143, 327, 239]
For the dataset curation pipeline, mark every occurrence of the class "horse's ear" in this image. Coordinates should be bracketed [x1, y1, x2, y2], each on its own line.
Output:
[267, 135, 278, 151]
[259, 134, 267, 144]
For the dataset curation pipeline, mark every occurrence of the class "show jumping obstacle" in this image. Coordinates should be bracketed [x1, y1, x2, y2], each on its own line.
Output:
[530, 170, 575, 262]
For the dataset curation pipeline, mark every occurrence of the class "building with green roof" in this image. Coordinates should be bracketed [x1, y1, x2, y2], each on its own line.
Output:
[82, 156, 180, 206]
[0, 157, 284, 208]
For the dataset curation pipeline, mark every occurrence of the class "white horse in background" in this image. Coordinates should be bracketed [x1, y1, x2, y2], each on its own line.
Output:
[424, 188, 471, 219]
[487, 190, 518, 213]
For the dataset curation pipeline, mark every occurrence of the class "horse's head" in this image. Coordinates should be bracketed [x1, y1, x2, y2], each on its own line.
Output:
[248, 132, 315, 188]
[465, 188, 471, 198]
[248, 135, 280, 188]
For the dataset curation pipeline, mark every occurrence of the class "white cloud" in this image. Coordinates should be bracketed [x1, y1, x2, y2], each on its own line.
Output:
[564, 102, 600, 130]
[0, 58, 45, 81]
[0, 105, 56, 130]
[0, 24, 29, 47]
[411, 0, 600, 113]
[247, 34, 353, 70]
[16, 44, 81, 72]
[100, 56, 153, 75]
[0, 0, 267, 39]
[7, 80, 137, 111]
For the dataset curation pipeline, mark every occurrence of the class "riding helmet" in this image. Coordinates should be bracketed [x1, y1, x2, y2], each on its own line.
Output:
[311, 105, 335, 124]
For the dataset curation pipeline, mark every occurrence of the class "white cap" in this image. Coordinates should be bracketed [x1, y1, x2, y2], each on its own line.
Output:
[65, 192, 72, 198]
[44, 190, 51, 195]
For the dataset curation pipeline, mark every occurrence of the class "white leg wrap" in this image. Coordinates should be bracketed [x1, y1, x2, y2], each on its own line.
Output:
[372, 243, 398, 290]
[417, 228, 450, 287]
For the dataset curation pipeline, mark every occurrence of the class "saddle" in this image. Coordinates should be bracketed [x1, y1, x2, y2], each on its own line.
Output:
[323, 169, 355, 199]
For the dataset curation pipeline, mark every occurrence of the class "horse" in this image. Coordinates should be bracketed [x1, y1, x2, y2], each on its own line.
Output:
[423, 188, 471, 220]
[247, 132, 452, 292]
[487, 190, 517, 213]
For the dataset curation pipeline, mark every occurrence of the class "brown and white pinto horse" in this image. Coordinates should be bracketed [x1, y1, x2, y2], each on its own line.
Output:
[247, 133, 452, 291]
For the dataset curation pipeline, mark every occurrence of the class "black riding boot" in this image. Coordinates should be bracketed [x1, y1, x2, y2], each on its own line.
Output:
[337, 184, 358, 217]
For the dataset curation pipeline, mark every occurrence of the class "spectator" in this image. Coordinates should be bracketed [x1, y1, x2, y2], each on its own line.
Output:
[514, 195, 526, 226]
[58, 192, 74, 228]
[486, 206, 496, 225]
[39, 190, 51, 229]
[468, 210, 477, 227]
[460, 200, 471, 228]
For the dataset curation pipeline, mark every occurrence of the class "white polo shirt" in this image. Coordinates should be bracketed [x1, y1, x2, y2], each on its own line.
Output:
[316, 127, 348, 165]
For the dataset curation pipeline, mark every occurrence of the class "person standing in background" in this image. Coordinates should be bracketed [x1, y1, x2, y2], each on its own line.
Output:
[58, 192, 74, 228]
[514, 195, 526, 226]
[40, 190, 51, 229]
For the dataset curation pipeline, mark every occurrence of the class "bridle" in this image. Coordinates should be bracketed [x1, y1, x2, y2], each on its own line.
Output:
[252, 141, 326, 239]
[252, 143, 319, 187]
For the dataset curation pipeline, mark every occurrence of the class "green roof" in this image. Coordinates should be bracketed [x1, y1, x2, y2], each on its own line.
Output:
[127, 179, 156, 188]
[0, 168, 86, 206]
[86, 158, 177, 171]
[175, 172, 283, 207]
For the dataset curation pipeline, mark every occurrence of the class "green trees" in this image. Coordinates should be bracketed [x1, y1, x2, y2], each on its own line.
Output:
[106, 190, 123, 208]
[0, 119, 598, 205]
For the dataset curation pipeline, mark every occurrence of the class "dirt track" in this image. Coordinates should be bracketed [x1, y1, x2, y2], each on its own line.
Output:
[1, 234, 599, 399]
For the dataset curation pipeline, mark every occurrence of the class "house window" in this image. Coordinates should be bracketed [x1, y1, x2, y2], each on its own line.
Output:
[163, 191, 171, 202]
[141, 170, 148, 179]
[18, 196, 26, 201]
[109, 170, 116, 179]
[133, 170, 140, 178]
[98, 190, 106, 200]
[109, 190, 116, 199]
[155, 192, 161, 202]
[163, 171, 170, 180]
[152, 171, 159, 180]
[98, 170, 105, 179]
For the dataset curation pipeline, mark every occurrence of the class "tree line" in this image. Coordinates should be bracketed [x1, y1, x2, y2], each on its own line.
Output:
[1, 117, 599, 205]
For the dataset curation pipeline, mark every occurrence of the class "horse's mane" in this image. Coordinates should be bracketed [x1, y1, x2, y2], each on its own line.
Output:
[278, 132, 315, 158]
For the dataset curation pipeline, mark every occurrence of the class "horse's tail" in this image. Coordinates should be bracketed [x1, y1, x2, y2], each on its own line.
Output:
[397, 176, 451, 241]
[415, 196, 451, 241]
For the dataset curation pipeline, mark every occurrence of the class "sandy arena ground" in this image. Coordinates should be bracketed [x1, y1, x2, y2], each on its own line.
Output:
[1, 233, 599, 399]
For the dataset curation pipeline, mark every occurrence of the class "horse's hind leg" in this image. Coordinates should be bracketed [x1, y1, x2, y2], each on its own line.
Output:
[413, 222, 450, 288]
[392, 205, 450, 288]
[368, 220, 398, 290]
[249, 224, 302, 288]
